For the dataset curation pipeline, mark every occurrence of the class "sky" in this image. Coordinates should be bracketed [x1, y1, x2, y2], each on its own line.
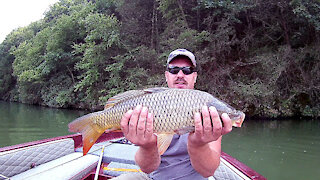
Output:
[0, 0, 59, 43]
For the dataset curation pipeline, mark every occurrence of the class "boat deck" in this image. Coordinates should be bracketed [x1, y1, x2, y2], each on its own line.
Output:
[0, 133, 266, 180]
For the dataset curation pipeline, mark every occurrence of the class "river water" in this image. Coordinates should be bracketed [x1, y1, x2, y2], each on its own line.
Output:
[0, 101, 87, 147]
[1, 101, 319, 179]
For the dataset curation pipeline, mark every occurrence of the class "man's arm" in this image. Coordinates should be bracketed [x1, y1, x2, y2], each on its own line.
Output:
[120, 105, 160, 173]
[188, 106, 232, 177]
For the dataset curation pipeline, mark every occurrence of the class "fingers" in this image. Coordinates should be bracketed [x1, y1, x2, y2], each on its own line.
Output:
[120, 105, 157, 148]
[127, 105, 142, 136]
[209, 106, 222, 137]
[221, 113, 232, 135]
[145, 112, 154, 138]
[120, 109, 133, 135]
[193, 112, 203, 137]
[191, 106, 232, 144]
[120, 105, 155, 140]
[137, 107, 148, 136]
[202, 106, 213, 137]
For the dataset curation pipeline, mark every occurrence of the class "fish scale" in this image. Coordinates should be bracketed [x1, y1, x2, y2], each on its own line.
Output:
[69, 87, 245, 155]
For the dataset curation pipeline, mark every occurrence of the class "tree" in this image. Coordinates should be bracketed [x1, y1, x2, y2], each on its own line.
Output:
[0, 0, 319, 117]
[73, 13, 122, 108]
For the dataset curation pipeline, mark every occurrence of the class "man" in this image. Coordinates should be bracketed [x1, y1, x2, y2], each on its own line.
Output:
[118, 49, 233, 179]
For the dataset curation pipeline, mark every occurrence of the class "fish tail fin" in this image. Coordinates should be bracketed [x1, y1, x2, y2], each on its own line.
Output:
[68, 112, 106, 155]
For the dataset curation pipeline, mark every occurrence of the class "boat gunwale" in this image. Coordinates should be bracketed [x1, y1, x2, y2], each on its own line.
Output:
[0, 132, 266, 179]
[221, 152, 266, 180]
[0, 132, 123, 153]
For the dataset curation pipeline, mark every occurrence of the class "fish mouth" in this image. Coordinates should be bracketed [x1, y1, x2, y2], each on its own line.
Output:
[232, 113, 245, 127]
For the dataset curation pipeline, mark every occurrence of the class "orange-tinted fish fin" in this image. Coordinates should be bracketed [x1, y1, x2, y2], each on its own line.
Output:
[82, 128, 104, 155]
[105, 102, 116, 109]
[68, 111, 106, 155]
[105, 127, 121, 133]
[157, 133, 174, 155]
[111, 129, 123, 133]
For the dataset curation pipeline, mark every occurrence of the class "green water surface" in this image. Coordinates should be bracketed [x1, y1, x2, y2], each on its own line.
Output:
[1, 101, 320, 179]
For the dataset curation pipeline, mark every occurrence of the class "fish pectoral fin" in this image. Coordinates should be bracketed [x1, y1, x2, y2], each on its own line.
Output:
[105, 127, 121, 133]
[157, 133, 174, 155]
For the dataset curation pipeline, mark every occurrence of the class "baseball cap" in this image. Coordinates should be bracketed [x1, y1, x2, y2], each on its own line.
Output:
[167, 49, 196, 67]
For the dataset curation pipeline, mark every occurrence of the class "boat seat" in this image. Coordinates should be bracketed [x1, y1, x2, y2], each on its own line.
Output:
[0, 138, 74, 177]
[87, 141, 249, 180]
[11, 152, 99, 180]
[0, 138, 100, 180]
[213, 158, 250, 180]
[76, 141, 139, 164]
[76, 140, 249, 180]
[103, 159, 248, 180]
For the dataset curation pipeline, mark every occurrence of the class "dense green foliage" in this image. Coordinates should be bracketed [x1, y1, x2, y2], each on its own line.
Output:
[0, 0, 319, 118]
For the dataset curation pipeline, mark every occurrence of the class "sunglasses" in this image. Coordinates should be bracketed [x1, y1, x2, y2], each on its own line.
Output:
[167, 66, 196, 75]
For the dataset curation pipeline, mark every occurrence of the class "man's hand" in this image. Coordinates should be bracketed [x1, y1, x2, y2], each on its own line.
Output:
[121, 105, 160, 173]
[188, 106, 232, 147]
[187, 106, 232, 177]
[120, 105, 157, 148]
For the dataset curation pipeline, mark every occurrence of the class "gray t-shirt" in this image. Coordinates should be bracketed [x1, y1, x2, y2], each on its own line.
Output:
[148, 134, 207, 180]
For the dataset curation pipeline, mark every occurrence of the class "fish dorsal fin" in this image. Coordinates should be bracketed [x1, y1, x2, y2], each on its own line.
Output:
[105, 90, 145, 109]
[105, 87, 169, 109]
[157, 133, 174, 155]
[144, 87, 169, 93]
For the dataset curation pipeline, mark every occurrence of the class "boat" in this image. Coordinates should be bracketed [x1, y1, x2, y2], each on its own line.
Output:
[0, 132, 266, 180]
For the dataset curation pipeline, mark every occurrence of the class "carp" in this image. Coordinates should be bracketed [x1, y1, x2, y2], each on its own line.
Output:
[68, 87, 245, 155]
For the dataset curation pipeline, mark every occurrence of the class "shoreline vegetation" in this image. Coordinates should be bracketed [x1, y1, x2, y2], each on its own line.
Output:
[0, 0, 319, 119]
